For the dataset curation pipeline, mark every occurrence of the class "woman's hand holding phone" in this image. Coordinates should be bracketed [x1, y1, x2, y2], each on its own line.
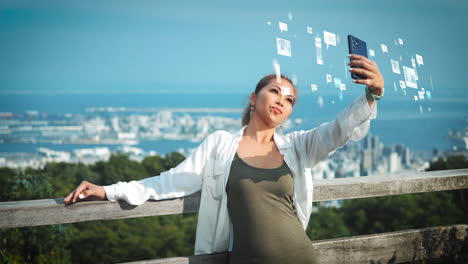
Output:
[348, 54, 384, 96]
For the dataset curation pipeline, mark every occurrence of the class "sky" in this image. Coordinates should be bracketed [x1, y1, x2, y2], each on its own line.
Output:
[0, 0, 467, 100]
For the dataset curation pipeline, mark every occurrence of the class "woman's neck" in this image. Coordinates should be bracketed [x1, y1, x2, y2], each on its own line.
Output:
[243, 122, 276, 145]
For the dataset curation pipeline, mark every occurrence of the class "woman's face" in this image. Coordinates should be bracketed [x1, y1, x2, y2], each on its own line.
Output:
[250, 78, 296, 128]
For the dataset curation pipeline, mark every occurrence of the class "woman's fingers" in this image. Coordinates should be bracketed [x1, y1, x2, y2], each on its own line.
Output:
[65, 182, 106, 205]
[348, 67, 376, 79]
[353, 78, 374, 87]
[348, 60, 378, 73]
[348, 54, 374, 64]
[348, 54, 385, 95]
[65, 181, 90, 204]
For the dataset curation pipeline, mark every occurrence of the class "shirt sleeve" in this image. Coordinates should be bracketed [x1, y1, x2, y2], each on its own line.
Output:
[103, 131, 218, 205]
[290, 93, 377, 166]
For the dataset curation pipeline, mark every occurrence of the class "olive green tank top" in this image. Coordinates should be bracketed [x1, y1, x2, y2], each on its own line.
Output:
[226, 152, 317, 264]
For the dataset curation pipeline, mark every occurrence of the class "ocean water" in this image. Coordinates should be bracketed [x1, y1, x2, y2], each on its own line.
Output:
[1, 93, 467, 154]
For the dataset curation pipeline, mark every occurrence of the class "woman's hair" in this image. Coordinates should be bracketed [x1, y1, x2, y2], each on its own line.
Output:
[241, 74, 298, 126]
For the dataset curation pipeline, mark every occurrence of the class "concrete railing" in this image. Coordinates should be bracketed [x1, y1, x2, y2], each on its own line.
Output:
[1, 168, 468, 263]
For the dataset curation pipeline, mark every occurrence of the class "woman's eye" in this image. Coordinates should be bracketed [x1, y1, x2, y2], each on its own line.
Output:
[271, 89, 279, 93]
[287, 98, 293, 103]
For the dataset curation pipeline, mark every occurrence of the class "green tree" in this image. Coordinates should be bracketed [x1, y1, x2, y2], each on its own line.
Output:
[307, 204, 351, 240]
[426, 154, 468, 215]
[142, 155, 167, 176]
[91, 154, 150, 185]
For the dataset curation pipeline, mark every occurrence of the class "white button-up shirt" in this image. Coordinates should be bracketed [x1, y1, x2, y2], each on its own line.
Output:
[104, 93, 377, 255]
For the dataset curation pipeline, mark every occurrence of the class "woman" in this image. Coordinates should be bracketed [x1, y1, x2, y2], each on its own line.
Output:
[65, 54, 384, 263]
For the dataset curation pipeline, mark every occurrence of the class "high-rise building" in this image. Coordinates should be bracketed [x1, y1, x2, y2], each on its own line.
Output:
[360, 148, 373, 176]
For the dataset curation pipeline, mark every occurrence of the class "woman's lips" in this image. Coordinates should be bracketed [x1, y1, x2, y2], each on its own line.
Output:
[272, 106, 283, 115]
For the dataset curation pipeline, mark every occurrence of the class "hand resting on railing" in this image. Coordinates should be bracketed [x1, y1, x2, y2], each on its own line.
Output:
[64, 181, 107, 205]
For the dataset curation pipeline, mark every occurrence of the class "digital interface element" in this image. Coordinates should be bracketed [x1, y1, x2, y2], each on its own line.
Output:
[418, 89, 425, 100]
[279, 22, 288, 32]
[416, 54, 424, 65]
[403, 66, 418, 89]
[391, 60, 401, 74]
[276, 38, 291, 57]
[323, 31, 337, 49]
[266, 12, 433, 114]
[381, 44, 388, 53]
[281, 86, 291, 96]
[272, 58, 281, 83]
[399, 80, 406, 88]
[315, 36, 323, 65]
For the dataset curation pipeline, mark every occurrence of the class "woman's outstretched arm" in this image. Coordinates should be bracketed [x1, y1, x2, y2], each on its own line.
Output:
[290, 55, 384, 167]
[64, 131, 219, 205]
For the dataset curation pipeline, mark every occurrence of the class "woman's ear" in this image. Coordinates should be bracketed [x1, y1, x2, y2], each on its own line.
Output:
[249, 92, 256, 107]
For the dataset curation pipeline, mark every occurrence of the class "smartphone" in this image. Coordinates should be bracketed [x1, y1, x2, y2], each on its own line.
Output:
[347, 35, 368, 80]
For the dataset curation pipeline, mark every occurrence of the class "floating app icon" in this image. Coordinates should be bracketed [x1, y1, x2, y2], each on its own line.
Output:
[315, 37, 323, 65]
[391, 60, 401, 74]
[276, 38, 291, 57]
[340, 83, 346, 91]
[323, 31, 337, 48]
[326, 74, 332, 84]
[418, 90, 425, 100]
[279, 22, 288, 32]
[381, 44, 388, 53]
[272, 58, 281, 83]
[369, 49, 375, 57]
[399, 80, 406, 88]
[307, 26, 313, 34]
[398, 38, 404, 45]
[403, 66, 418, 89]
[416, 54, 424, 65]
[311, 84, 318, 91]
[281, 86, 291, 96]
